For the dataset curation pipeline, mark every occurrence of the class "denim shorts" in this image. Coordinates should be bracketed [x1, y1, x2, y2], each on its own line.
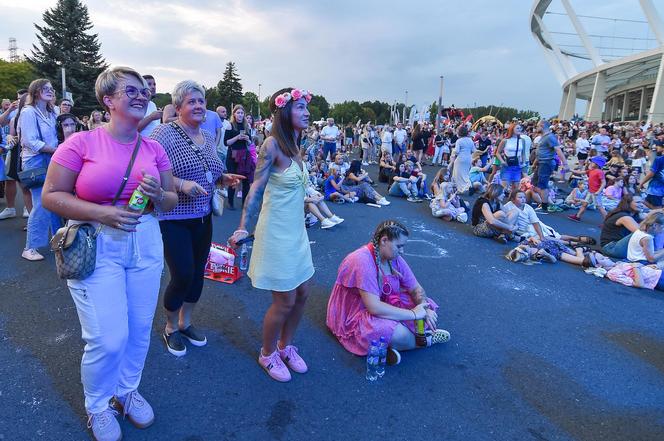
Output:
[501, 165, 522, 184]
[536, 158, 556, 190]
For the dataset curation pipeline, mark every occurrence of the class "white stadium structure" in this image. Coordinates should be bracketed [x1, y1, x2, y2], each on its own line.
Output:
[531, 0, 664, 123]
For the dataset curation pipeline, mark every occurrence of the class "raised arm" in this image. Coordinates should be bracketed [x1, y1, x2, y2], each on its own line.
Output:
[232, 138, 277, 243]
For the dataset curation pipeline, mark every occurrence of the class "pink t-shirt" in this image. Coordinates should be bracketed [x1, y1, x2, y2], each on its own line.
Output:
[52, 127, 171, 206]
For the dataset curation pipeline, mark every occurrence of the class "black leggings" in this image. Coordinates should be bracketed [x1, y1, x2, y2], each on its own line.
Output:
[160, 215, 212, 312]
[225, 156, 251, 208]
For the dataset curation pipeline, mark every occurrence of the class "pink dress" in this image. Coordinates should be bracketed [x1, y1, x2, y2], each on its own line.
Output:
[326, 244, 438, 355]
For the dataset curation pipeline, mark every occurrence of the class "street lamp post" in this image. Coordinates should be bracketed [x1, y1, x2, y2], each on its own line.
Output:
[404, 90, 408, 124]
[258, 83, 262, 120]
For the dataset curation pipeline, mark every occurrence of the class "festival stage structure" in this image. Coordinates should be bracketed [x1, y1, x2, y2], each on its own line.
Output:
[530, 0, 664, 123]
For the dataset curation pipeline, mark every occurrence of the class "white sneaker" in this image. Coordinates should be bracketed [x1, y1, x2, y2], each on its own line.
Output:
[113, 390, 155, 429]
[0, 207, 16, 220]
[21, 249, 44, 261]
[377, 198, 391, 206]
[330, 215, 344, 225]
[321, 218, 335, 229]
[22, 207, 29, 218]
[87, 407, 122, 441]
[362, 162, 369, 166]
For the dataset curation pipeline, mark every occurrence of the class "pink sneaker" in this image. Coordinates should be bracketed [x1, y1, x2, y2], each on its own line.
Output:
[278, 345, 308, 374]
[258, 349, 292, 382]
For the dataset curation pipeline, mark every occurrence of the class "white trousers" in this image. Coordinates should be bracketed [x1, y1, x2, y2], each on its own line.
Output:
[67, 215, 163, 413]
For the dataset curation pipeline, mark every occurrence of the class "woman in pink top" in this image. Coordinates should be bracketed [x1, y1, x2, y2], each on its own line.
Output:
[42, 66, 177, 441]
[326, 220, 451, 365]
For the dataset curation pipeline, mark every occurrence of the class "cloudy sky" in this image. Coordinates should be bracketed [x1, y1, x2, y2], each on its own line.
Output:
[1, 0, 657, 116]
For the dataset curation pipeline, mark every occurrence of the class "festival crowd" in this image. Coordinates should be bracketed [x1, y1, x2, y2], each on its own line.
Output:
[1, 68, 664, 441]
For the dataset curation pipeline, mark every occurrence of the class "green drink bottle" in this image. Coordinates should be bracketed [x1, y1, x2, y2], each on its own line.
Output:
[415, 319, 427, 347]
[128, 188, 148, 214]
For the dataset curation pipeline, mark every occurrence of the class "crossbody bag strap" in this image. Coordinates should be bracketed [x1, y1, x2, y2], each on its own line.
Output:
[111, 136, 142, 206]
[169, 121, 211, 172]
[511, 136, 520, 161]
[34, 113, 49, 168]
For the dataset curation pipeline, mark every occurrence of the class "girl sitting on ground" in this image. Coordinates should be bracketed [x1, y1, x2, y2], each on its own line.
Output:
[519, 175, 542, 207]
[627, 212, 664, 265]
[565, 180, 588, 209]
[304, 184, 344, 229]
[470, 183, 519, 243]
[326, 220, 450, 366]
[468, 157, 490, 195]
[343, 160, 390, 205]
[431, 166, 450, 198]
[324, 167, 356, 203]
[603, 176, 624, 212]
[379, 151, 397, 183]
[430, 182, 468, 223]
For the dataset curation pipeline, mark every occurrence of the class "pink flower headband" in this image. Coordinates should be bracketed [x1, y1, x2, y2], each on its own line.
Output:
[274, 89, 312, 108]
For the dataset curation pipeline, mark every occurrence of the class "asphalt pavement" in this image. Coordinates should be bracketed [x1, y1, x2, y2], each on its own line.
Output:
[1, 163, 664, 441]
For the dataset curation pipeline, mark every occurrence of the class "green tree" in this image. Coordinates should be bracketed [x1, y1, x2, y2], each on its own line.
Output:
[0, 60, 35, 99]
[309, 94, 330, 117]
[362, 106, 377, 123]
[27, 0, 107, 114]
[330, 100, 363, 124]
[152, 92, 171, 109]
[242, 91, 260, 118]
[204, 86, 221, 109]
[216, 62, 243, 109]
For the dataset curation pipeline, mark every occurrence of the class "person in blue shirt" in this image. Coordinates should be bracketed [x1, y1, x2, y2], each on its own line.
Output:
[639, 142, 664, 208]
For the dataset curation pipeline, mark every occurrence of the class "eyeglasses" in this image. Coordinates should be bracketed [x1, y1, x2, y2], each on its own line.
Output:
[42, 86, 55, 93]
[113, 85, 151, 100]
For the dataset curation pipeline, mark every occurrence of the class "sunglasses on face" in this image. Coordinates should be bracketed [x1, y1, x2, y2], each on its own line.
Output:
[114, 85, 151, 100]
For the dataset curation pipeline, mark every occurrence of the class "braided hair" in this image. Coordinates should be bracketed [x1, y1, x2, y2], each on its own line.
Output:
[371, 220, 409, 284]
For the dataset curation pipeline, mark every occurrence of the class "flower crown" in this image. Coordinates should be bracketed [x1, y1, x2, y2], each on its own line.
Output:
[274, 89, 312, 108]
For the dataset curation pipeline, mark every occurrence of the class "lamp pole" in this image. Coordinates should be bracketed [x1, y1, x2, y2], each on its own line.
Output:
[404, 90, 408, 124]
[258, 83, 262, 120]
[437, 75, 443, 130]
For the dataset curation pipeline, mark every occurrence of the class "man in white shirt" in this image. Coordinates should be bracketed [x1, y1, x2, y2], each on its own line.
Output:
[320, 118, 340, 161]
[575, 131, 590, 166]
[138, 75, 162, 137]
[393, 122, 407, 163]
[215, 106, 233, 161]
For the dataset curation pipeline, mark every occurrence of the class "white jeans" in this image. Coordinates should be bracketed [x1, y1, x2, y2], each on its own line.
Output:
[67, 215, 163, 413]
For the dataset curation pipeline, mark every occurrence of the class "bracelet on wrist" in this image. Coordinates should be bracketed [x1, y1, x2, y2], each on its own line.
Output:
[411, 309, 417, 320]
[234, 229, 248, 235]
[178, 179, 185, 193]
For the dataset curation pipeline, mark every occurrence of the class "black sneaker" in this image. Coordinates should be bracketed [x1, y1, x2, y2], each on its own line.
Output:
[180, 325, 207, 347]
[163, 330, 187, 356]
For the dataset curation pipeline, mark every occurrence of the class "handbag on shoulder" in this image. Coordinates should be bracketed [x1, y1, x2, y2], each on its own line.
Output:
[50, 137, 142, 280]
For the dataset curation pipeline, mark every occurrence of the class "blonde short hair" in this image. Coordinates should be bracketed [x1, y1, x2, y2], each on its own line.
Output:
[172, 80, 205, 108]
[95, 66, 146, 111]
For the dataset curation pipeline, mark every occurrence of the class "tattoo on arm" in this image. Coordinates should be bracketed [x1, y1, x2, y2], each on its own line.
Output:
[239, 141, 275, 230]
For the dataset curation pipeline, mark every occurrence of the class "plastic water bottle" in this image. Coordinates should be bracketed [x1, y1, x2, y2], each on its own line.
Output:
[376, 337, 387, 377]
[366, 340, 379, 381]
[239, 243, 249, 271]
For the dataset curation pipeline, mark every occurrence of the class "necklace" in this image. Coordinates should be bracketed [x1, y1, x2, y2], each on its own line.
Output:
[33, 105, 53, 126]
